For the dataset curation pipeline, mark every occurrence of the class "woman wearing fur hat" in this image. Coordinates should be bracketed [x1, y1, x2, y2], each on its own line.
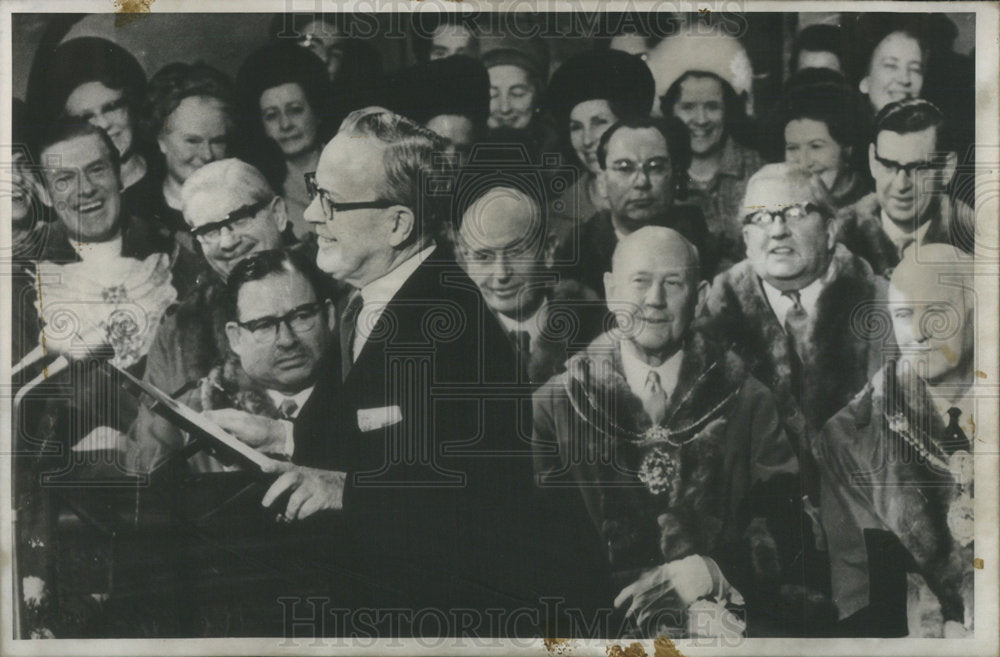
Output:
[544, 48, 657, 232]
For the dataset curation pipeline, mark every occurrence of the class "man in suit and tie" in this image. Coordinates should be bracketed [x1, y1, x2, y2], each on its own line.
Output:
[214, 108, 560, 636]
[701, 163, 889, 502]
[455, 183, 604, 387]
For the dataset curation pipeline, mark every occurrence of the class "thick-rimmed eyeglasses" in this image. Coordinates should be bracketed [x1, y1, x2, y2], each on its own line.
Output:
[743, 203, 827, 227]
[190, 198, 271, 243]
[872, 149, 949, 179]
[235, 302, 325, 344]
[304, 172, 396, 221]
[607, 157, 671, 180]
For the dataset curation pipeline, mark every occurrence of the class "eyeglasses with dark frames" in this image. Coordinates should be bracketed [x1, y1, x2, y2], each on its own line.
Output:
[304, 172, 396, 220]
[743, 203, 828, 227]
[872, 149, 950, 178]
[190, 198, 271, 242]
[235, 302, 325, 344]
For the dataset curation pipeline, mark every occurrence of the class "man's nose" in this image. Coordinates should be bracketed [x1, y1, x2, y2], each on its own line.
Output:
[304, 197, 324, 225]
[217, 225, 238, 249]
[632, 167, 653, 188]
[90, 113, 112, 131]
[492, 254, 513, 281]
[767, 215, 792, 237]
[195, 142, 213, 163]
[644, 282, 666, 307]
[694, 105, 708, 124]
[275, 320, 298, 346]
[497, 95, 512, 113]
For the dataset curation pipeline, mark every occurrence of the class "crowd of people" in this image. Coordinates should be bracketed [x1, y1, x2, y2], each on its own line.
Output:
[8, 11, 978, 641]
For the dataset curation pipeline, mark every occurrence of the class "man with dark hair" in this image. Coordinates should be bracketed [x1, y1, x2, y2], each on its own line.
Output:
[213, 108, 553, 635]
[837, 98, 973, 275]
[385, 54, 490, 164]
[573, 117, 712, 293]
[791, 24, 845, 74]
[127, 158, 304, 473]
[187, 249, 335, 461]
[411, 13, 480, 62]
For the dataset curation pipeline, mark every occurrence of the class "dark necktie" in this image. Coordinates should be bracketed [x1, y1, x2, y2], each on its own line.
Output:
[510, 329, 531, 357]
[340, 291, 364, 381]
[942, 407, 971, 454]
[278, 398, 298, 420]
[782, 289, 808, 391]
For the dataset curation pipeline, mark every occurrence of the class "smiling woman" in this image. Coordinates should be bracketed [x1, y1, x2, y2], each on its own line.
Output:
[237, 43, 335, 239]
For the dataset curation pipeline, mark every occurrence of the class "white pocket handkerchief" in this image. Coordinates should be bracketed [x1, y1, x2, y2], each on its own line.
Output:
[357, 405, 403, 432]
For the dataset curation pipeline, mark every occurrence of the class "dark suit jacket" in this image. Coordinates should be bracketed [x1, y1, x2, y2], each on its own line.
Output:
[291, 248, 589, 635]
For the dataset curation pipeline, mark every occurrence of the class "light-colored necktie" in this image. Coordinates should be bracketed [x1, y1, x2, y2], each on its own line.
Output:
[782, 289, 808, 388]
[642, 370, 669, 426]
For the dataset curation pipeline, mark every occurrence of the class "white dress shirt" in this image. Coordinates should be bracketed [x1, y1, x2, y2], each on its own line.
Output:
[880, 209, 932, 256]
[71, 234, 123, 266]
[495, 298, 549, 348]
[266, 386, 314, 457]
[352, 244, 436, 362]
[620, 339, 684, 401]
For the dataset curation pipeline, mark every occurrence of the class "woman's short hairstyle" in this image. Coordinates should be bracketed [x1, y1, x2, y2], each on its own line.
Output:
[144, 61, 236, 140]
[660, 69, 753, 149]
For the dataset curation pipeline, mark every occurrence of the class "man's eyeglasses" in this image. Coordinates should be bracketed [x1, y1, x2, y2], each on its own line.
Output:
[873, 150, 949, 178]
[743, 203, 827, 227]
[235, 302, 325, 344]
[304, 172, 396, 221]
[607, 157, 671, 180]
[190, 198, 271, 243]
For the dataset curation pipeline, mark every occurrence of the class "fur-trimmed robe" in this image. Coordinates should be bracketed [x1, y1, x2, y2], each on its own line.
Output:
[835, 192, 975, 276]
[699, 243, 891, 498]
[532, 331, 835, 636]
[816, 362, 974, 636]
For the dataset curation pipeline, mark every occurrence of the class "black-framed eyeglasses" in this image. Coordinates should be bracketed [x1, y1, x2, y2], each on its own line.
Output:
[304, 172, 396, 220]
[607, 157, 671, 180]
[873, 149, 949, 178]
[235, 302, 325, 344]
[743, 203, 827, 227]
[190, 198, 271, 242]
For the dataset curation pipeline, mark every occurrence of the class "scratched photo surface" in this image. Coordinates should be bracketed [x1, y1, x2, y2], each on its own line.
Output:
[1, 2, 997, 655]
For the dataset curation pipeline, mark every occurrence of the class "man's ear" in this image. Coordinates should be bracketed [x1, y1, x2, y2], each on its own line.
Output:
[325, 298, 336, 332]
[694, 279, 709, 317]
[603, 270, 615, 301]
[596, 171, 609, 201]
[867, 142, 877, 174]
[270, 196, 289, 234]
[157, 133, 168, 157]
[224, 321, 242, 353]
[542, 230, 558, 270]
[940, 151, 958, 189]
[387, 207, 416, 247]
[859, 76, 870, 96]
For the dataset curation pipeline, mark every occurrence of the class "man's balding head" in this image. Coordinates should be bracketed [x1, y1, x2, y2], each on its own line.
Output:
[457, 184, 553, 319]
[889, 244, 974, 385]
[605, 227, 706, 363]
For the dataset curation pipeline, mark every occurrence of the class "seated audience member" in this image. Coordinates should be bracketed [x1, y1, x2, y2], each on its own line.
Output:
[701, 163, 888, 501]
[23, 122, 200, 459]
[480, 33, 560, 163]
[817, 245, 974, 637]
[185, 249, 334, 464]
[661, 70, 764, 266]
[386, 54, 490, 165]
[10, 98, 51, 365]
[837, 98, 973, 275]
[455, 183, 604, 386]
[856, 26, 926, 115]
[275, 13, 346, 80]
[127, 158, 298, 473]
[411, 13, 480, 61]
[237, 43, 335, 239]
[533, 227, 822, 638]
[145, 62, 238, 250]
[544, 48, 656, 231]
[777, 69, 871, 210]
[575, 117, 712, 293]
[790, 24, 845, 74]
[31, 38, 156, 221]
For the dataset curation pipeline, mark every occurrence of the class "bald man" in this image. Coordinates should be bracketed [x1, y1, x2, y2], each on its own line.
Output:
[456, 183, 603, 386]
[701, 163, 890, 502]
[816, 244, 975, 637]
[532, 226, 819, 638]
